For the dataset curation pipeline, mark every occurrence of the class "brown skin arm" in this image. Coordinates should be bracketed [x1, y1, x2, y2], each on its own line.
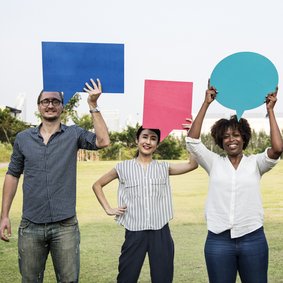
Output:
[265, 87, 283, 159]
[188, 80, 217, 139]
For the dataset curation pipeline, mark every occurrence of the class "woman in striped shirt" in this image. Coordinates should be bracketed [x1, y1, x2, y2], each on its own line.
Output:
[93, 126, 198, 283]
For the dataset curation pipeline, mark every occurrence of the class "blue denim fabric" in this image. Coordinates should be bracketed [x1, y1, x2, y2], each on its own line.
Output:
[204, 227, 268, 283]
[18, 216, 80, 283]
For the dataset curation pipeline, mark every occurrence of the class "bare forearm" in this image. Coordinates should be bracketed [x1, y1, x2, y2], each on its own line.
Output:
[91, 112, 110, 148]
[1, 175, 19, 218]
[93, 183, 112, 213]
[268, 109, 283, 155]
[84, 78, 110, 148]
[188, 102, 210, 139]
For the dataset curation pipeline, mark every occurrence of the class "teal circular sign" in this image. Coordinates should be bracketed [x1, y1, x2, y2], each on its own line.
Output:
[210, 52, 278, 118]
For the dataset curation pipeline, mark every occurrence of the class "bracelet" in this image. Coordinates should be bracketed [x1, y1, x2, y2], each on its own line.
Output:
[89, 106, 100, 113]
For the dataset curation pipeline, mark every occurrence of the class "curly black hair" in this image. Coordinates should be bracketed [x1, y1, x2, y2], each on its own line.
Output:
[211, 115, 251, 150]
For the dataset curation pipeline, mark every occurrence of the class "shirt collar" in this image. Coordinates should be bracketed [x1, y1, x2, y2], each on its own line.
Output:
[32, 123, 67, 136]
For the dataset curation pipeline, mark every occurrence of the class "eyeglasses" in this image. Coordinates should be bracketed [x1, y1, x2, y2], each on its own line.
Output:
[39, 99, 62, 107]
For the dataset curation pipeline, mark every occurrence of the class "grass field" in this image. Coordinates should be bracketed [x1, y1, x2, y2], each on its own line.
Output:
[0, 160, 283, 283]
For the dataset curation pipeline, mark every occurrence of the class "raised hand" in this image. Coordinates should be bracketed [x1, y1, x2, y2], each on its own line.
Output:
[83, 78, 102, 107]
[205, 79, 217, 104]
[265, 86, 278, 111]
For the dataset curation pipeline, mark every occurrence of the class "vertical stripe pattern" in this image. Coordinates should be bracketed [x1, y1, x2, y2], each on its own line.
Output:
[115, 159, 173, 231]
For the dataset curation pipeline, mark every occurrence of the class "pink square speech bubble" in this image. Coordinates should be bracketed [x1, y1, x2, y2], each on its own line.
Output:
[142, 79, 193, 142]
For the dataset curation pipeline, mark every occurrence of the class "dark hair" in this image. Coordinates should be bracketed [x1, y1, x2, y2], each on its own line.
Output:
[37, 90, 64, 105]
[136, 126, 161, 144]
[211, 115, 251, 150]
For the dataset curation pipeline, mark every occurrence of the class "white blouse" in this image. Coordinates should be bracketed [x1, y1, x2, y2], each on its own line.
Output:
[186, 137, 279, 238]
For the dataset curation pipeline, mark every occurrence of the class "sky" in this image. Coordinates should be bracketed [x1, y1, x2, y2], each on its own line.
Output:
[1, 0, 283, 129]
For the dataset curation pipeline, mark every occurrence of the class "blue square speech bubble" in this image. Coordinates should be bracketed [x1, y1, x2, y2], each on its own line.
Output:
[42, 41, 124, 104]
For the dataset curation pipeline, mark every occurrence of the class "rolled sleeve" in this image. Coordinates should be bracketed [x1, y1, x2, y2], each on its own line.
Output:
[7, 136, 24, 178]
[186, 137, 216, 173]
[76, 126, 99, 150]
[257, 147, 279, 175]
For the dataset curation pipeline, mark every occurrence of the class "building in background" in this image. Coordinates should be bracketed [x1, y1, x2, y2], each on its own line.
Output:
[0, 93, 26, 121]
[101, 109, 120, 132]
[166, 112, 283, 139]
[201, 112, 283, 134]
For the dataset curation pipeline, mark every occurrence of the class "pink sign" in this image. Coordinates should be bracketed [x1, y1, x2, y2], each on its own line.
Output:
[142, 79, 193, 142]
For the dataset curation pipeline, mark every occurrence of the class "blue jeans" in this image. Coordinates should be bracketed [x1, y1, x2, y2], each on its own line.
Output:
[204, 227, 268, 283]
[18, 216, 80, 283]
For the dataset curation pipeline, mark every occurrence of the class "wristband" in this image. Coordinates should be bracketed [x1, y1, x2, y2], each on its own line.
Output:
[89, 106, 100, 113]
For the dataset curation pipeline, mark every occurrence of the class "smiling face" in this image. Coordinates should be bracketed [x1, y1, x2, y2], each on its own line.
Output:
[37, 91, 64, 122]
[211, 116, 251, 152]
[136, 129, 159, 157]
[222, 127, 244, 157]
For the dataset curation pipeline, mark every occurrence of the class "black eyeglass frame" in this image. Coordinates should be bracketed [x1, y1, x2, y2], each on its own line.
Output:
[39, 99, 62, 107]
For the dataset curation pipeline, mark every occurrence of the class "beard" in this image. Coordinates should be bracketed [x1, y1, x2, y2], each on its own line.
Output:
[42, 114, 61, 122]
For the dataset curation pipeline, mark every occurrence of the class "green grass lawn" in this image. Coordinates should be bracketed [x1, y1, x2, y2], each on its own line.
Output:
[0, 161, 283, 282]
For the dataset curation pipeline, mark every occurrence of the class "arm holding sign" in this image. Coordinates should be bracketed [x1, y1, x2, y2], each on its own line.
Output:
[168, 157, 198, 175]
[169, 119, 198, 175]
[186, 81, 281, 282]
[265, 87, 283, 159]
[83, 78, 110, 148]
[187, 81, 217, 139]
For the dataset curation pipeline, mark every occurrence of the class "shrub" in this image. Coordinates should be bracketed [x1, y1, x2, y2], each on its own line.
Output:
[0, 142, 12, 162]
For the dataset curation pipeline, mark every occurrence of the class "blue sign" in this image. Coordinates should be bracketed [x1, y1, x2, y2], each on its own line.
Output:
[210, 52, 278, 118]
[42, 41, 124, 104]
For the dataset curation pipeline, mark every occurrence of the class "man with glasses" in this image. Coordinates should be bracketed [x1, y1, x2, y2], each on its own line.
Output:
[0, 79, 110, 282]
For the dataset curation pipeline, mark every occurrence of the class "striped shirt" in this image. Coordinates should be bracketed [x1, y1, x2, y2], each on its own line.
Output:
[7, 124, 98, 223]
[115, 159, 173, 231]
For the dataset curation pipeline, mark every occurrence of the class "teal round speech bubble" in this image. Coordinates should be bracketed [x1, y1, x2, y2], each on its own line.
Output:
[210, 52, 278, 118]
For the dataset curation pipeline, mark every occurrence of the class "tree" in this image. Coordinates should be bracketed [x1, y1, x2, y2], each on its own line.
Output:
[34, 92, 82, 124]
[98, 124, 186, 161]
[75, 114, 93, 130]
[61, 93, 81, 124]
[200, 132, 225, 156]
[98, 125, 139, 161]
[199, 130, 278, 157]
[155, 135, 185, 160]
[0, 108, 30, 144]
[117, 124, 140, 148]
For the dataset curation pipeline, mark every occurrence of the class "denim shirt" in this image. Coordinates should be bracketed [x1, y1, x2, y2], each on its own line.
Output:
[7, 124, 98, 223]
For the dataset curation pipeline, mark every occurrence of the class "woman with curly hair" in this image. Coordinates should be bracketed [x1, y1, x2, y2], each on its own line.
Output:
[186, 81, 283, 283]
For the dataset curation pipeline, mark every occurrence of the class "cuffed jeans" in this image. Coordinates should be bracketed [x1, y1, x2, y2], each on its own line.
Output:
[117, 224, 174, 283]
[204, 227, 268, 283]
[18, 216, 80, 283]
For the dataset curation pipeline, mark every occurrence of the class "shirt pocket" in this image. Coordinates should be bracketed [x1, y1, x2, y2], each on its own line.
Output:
[150, 178, 167, 198]
[123, 179, 140, 199]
